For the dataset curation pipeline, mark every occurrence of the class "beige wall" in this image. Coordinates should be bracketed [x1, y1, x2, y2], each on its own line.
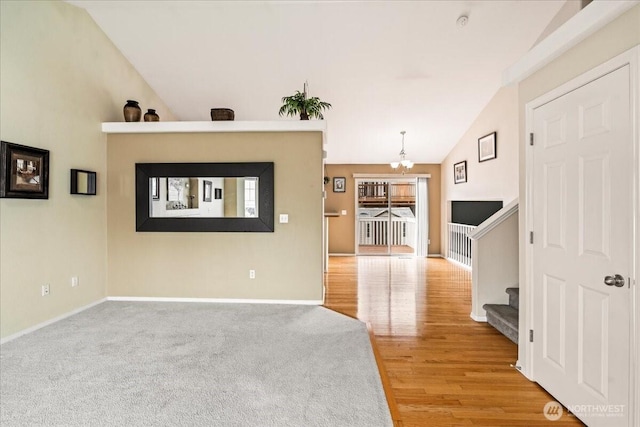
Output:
[517, 4, 640, 373]
[324, 164, 441, 255]
[0, 1, 175, 339]
[107, 132, 323, 301]
[441, 85, 520, 256]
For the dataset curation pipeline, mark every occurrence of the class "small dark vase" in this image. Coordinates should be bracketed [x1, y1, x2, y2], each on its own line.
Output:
[144, 109, 160, 122]
[123, 100, 142, 122]
[300, 112, 309, 120]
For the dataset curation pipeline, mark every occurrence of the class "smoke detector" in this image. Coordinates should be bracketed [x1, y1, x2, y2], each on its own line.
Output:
[456, 15, 469, 28]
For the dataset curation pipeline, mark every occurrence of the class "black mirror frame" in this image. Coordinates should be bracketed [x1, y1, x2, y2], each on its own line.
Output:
[135, 162, 274, 232]
[70, 169, 97, 195]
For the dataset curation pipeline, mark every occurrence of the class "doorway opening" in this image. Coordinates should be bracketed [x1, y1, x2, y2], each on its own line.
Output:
[355, 178, 428, 256]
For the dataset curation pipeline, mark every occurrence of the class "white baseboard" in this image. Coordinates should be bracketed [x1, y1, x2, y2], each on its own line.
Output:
[107, 296, 324, 305]
[0, 298, 107, 345]
[470, 313, 487, 322]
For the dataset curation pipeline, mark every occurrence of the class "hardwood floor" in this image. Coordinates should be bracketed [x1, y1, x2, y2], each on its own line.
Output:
[358, 245, 415, 255]
[323, 256, 585, 427]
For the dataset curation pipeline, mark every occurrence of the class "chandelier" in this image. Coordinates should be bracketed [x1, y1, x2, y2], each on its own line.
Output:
[390, 131, 413, 174]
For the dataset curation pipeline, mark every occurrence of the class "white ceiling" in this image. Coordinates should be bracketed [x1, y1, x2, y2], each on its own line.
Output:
[70, 0, 566, 164]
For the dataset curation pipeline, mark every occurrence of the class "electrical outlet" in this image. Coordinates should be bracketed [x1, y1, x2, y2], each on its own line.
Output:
[249, 270, 256, 279]
[71, 276, 79, 287]
[341, 210, 347, 215]
[279, 214, 289, 223]
[41, 284, 50, 296]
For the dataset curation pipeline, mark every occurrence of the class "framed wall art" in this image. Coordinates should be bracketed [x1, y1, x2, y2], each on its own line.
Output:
[333, 177, 346, 193]
[151, 177, 160, 200]
[70, 169, 97, 196]
[478, 131, 497, 162]
[203, 180, 212, 202]
[0, 141, 50, 199]
[454, 161, 467, 184]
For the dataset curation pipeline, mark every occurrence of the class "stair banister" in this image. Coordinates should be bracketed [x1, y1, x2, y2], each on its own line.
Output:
[468, 199, 519, 323]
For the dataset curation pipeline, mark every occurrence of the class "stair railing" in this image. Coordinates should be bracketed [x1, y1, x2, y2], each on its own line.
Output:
[358, 217, 416, 247]
[447, 222, 476, 268]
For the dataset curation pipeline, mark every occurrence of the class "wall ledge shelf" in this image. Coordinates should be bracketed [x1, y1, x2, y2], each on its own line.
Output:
[102, 120, 327, 135]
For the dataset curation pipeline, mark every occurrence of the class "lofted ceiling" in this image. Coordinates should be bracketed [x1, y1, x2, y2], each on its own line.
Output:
[70, 0, 566, 164]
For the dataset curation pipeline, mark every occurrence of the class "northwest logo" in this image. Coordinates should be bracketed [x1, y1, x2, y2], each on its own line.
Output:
[544, 401, 563, 421]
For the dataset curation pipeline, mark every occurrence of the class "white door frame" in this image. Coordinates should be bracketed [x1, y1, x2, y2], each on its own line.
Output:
[523, 45, 639, 425]
[353, 177, 417, 256]
[352, 174, 430, 256]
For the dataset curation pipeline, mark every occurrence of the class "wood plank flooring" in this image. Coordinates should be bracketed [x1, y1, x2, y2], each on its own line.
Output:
[358, 245, 415, 255]
[323, 256, 585, 427]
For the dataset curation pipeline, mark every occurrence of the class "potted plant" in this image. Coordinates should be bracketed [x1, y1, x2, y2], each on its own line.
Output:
[279, 85, 331, 120]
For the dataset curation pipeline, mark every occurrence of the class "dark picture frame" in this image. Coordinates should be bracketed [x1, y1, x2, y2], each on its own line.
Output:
[478, 131, 497, 162]
[333, 177, 346, 193]
[214, 188, 222, 200]
[454, 161, 467, 184]
[70, 169, 97, 195]
[0, 141, 50, 199]
[203, 180, 212, 202]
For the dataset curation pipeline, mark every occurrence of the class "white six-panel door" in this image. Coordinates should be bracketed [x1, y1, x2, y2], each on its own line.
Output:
[531, 65, 632, 426]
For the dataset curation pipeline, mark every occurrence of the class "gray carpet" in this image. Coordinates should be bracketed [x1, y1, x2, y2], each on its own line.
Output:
[1, 302, 393, 427]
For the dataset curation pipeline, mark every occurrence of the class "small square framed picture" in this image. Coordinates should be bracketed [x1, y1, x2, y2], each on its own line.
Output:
[333, 177, 346, 193]
[478, 131, 497, 162]
[454, 161, 467, 184]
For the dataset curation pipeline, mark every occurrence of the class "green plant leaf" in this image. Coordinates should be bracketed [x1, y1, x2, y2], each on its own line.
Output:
[279, 87, 331, 119]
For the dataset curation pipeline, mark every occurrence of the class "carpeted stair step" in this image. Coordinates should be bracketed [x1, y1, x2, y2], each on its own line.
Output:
[483, 303, 518, 344]
[506, 287, 519, 310]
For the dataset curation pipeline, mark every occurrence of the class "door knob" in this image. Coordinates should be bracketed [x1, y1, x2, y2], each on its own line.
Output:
[604, 274, 625, 288]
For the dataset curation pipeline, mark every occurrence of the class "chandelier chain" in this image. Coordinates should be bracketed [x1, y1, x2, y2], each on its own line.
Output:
[391, 130, 413, 174]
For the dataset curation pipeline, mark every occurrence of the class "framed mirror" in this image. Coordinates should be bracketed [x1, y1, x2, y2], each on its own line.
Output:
[135, 162, 274, 232]
[70, 169, 97, 195]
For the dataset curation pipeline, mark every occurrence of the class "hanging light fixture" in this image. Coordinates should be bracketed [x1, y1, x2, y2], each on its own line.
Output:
[390, 131, 414, 174]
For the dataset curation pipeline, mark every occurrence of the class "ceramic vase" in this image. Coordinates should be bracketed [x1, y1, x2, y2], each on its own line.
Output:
[123, 100, 142, 122]
[144, 109, 160, 122]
